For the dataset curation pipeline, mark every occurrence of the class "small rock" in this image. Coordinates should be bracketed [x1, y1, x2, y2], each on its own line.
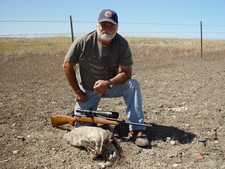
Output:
[170, 140, 176, 145]
[17, 135, 25, 141]
[172, 163, 180, 168]
[166, 137, 171, 141]
[98, 161, 112, 169]
[215, 140, 219, 144]
[13, 150, 19, 155]
[158, 104, 164, 108]
[193, 152, 204, 160]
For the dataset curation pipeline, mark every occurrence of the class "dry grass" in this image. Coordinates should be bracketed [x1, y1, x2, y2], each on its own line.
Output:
[127, 37, 225, 62]
[0, 37, 71, 58]
[0, 37, 224, 61]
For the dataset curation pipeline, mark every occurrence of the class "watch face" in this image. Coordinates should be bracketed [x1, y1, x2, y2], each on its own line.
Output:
[109, 80, 113, 88]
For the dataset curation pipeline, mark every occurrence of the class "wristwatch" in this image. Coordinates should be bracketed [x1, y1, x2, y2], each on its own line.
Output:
[108, 80, 114, 89]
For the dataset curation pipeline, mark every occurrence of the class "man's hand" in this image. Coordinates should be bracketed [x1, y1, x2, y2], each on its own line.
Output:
[63, 61, 88, 102]
[74, 90, 87, 102]
[93, 80, 109, 94]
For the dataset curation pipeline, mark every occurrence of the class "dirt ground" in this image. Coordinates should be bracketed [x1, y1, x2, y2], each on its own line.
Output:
[0, 46, 225, 169]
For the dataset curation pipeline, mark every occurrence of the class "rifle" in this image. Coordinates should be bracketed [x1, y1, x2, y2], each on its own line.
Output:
[50, 109, 152, 128]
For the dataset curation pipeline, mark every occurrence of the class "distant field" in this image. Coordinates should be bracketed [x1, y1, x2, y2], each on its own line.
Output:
[0, 37, 71, 57]
[0, 37, 225, 60]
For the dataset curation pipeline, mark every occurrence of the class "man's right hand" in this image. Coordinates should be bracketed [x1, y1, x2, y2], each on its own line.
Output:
[74, 90, 87, 103]
[63, 60, 87, 102]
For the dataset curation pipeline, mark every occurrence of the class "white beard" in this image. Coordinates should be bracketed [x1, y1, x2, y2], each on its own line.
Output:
[97, 30, 116, 41]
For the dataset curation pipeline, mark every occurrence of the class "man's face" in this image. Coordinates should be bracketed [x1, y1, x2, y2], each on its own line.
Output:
[97, 22, 118, 42]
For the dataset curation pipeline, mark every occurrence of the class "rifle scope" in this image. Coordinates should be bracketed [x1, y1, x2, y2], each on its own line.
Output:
[76, 109, 119, 119]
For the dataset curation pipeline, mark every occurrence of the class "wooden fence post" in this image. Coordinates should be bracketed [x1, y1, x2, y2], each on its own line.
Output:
[70, 15, 74, 42]
[200, 21, 203, 58]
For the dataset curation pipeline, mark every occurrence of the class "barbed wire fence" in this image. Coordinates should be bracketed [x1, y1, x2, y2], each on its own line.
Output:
[1, 20, 225, 38]
[1, 18, 225, 35]
[0, 16, 225, 58]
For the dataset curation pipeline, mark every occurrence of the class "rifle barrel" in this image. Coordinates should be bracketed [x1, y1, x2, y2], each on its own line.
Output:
[126, 121, 152, 127]
[103, 117, 152, 127]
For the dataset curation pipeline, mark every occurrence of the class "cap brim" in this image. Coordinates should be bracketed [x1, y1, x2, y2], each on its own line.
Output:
[98, 18, 118, 25]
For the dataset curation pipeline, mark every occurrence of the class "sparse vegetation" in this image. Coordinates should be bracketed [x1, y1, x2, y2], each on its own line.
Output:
[1, 37, 224, 60]
[0, 37, 71, 58]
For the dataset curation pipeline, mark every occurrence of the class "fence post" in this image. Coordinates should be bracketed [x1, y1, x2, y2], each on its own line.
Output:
[200, 21, 203, 58]
[70, 15, 74, 42]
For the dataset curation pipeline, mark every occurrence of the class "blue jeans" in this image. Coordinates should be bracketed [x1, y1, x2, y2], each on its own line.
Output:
[74, 79, 146, 131]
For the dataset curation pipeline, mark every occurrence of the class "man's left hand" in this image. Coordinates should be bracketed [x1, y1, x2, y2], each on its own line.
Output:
[93, 80, 109, 94]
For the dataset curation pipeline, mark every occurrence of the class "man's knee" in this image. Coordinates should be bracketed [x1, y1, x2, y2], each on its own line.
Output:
[126, 79, 140, 89]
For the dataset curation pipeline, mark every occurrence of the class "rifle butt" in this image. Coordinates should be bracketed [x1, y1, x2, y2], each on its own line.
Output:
[51, 115, 76, 127]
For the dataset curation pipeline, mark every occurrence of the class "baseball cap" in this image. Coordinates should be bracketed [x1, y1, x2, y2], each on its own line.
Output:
[98, 9, 118, 25]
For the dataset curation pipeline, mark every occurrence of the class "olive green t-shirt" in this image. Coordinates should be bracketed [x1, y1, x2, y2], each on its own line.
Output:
[65, 30, 133, 90]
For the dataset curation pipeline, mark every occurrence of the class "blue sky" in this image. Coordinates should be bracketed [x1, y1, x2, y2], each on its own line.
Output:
[0, 0, 225, 39]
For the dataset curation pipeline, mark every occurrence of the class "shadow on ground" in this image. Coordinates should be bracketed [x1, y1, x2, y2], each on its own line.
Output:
[147, 123, 197, 144]
[115, 123, 197, 145]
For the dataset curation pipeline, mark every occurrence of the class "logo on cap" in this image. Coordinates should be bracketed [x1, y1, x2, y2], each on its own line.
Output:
[104, 11, 113, 18]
